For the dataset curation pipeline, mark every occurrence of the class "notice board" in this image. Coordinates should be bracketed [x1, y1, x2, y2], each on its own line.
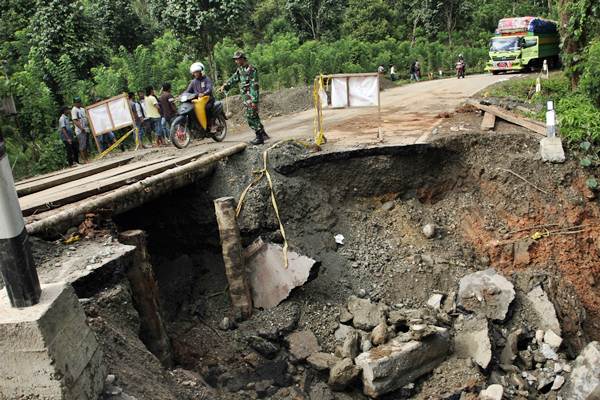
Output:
[85, 94, 134, 137]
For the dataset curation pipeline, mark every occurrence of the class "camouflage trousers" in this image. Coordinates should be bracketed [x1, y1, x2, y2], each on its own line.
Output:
[244, 104, 264, 132]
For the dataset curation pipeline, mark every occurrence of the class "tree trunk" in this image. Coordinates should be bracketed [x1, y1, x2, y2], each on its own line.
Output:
[558, 0, 588, 89]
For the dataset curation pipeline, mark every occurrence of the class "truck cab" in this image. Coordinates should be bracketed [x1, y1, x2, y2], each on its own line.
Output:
[486, 17, 559, 75]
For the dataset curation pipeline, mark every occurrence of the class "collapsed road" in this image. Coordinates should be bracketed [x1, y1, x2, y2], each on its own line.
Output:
[1, 76, 600, 400]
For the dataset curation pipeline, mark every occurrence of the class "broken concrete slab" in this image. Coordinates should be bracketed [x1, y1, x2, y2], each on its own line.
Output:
[454, 316, 492, 369]
[355, 327, 450, 398]
[551, 375, 565, 391]
[328, 358, 361, 391]
[340, 330, 360, 359]
[500, 328, 523, 366]
[544, 330, 563, 350]
[307, 352, 339, 371]
[334, 324, 354, 342]
[286, 330, 321, 362]
[526, 285, 561, 335]
[339, 306, 353, 324]
[479, 384, 503, 400]
[560, 342, 600, 399]
[540, 137, 566, 163]
[458, 268, 515, 321]
[245, 239, 317, 309]
[371, 323, 388, 346]
[347, 296, 386, 331]
[427, 293, 444, 310]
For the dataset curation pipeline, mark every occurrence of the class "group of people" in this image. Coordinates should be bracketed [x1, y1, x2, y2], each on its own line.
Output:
[378, 61, 421, 82]
[57, 50, 270, 166]
[128, 83, 178, 149]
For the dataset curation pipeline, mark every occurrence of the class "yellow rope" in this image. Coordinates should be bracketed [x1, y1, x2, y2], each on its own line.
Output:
[97, 128, 135, 160]
[236, 140, 296, 268]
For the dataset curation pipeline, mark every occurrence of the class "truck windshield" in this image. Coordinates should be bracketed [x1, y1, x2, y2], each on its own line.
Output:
[490, 37, 521, 52]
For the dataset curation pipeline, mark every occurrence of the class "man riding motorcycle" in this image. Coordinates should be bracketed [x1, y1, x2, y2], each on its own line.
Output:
[184, 62, 217, 132]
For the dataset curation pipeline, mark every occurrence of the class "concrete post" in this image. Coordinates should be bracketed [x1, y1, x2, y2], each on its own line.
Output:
[546, 100, 556, 138]
[214, 197, 253, 319]
[119, 230, 173, 367]
[0, 282, 106, 399]
[0, 132, 41, 308]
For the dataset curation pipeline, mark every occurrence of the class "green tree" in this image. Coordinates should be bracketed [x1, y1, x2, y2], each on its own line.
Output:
[342, 0, 394, 42]
[285, 0, 346, 41]
[558, 0, 599, 88]
[151, 0, 248, 80]
[86, 0, 152, 51]
[28, 0, 106, 102]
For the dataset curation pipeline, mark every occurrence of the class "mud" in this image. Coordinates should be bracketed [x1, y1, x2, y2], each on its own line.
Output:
[24, 120, 600, 399]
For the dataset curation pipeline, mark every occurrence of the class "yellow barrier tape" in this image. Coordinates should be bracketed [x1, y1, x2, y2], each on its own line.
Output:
[531, 229, 550, 240]
[313, 75, 326, 146]
[97, 128, 135, 160]
[236, 140, 298, 269]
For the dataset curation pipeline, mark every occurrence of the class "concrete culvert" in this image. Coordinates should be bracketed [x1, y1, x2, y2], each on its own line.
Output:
[10, 133, 600, 399]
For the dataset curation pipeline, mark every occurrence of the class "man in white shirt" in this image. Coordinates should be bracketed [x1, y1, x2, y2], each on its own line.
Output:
[71, 97, 90, 161]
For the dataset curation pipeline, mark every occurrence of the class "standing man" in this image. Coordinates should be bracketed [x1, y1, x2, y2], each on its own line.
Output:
[144, 86, 165, 146]
[58, 106, 79, 166]
[71, 97, 90, 162]
[159, 82, 177, 138]
[220, 51, 269, 145]
[128, 92, 146, 149]
[389, 64, 397, 81]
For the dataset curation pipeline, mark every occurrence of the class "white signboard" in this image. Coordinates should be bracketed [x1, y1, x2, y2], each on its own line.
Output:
[86, 94, 134, 136]
[331, 74, 380, 108]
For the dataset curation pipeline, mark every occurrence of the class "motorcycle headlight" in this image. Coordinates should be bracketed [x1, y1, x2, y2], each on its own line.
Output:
[180, 94, 189, 102]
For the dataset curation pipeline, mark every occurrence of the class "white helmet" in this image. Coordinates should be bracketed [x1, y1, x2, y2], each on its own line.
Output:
[190, 62, 205, 74]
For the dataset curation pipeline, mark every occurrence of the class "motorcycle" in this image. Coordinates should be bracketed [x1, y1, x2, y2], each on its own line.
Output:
[456, 61, 466, 79]
[170, 93, 227, 149]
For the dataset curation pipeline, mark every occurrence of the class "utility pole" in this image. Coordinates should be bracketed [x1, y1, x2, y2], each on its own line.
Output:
[0, 132, 41, 307]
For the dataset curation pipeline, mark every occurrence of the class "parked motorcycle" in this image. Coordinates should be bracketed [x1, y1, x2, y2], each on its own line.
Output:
[170, 94, 227, 149]
[456, 61, 466, 79]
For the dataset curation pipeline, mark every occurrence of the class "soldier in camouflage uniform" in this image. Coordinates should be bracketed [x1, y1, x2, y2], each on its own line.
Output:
[221, 51, 269, 145]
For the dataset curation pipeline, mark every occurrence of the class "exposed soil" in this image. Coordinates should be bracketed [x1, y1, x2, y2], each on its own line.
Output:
[23, 108, 599, 399]
[225, 86, 312, 131]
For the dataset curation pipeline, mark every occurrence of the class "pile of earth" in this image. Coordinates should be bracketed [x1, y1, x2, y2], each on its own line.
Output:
[52, 131, 600, 399]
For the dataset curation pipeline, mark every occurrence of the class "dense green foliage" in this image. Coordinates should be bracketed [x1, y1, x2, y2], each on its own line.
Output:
[0, 0, 598, 179]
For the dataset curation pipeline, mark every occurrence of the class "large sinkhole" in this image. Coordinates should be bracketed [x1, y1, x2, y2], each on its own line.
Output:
[101, 133, 596, 399]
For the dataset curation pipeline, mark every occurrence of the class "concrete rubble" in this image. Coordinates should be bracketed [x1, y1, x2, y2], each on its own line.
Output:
[454, 315, 492, 369]
[458, 268, 515, 320]
[526, 285, 562, 335]
[559, 341, 600, 400]
[346, 295, 387, 331]
[245, 239, 317, 309]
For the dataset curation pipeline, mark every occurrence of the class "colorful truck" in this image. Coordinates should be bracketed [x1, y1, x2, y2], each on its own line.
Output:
[486, 17, 560, 74]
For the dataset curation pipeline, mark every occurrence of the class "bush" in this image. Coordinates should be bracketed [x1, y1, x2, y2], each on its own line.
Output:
[557, 94, 600, 143]
[580, 40, 600, 107]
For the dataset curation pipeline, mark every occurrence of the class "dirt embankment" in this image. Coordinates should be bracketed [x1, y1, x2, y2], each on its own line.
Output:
[38, 119, 599, 399]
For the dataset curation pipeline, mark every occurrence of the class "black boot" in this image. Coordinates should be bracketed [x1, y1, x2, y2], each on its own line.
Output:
[250, 131, 264, 145]
[260, 128, 270, 141]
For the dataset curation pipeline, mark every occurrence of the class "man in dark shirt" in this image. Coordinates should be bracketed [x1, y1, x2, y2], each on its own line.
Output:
[159, 82, 177, 137]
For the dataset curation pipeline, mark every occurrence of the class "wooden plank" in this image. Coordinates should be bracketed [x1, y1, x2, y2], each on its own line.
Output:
[468, 101, 546, 136]
[20, 151, 207, 216]
[481, 112, 496, 130]
[15, 155, 135, 196]
[19, 157, 173, 207]
[26, 144, 247, 237]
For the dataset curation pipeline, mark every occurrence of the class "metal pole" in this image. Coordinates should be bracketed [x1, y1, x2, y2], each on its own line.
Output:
[0, 132, 41, 307]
